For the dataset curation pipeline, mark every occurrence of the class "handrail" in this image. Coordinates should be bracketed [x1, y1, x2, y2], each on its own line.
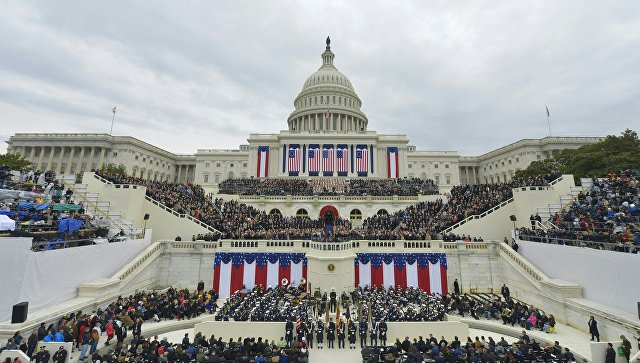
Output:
[144, 195, 222, 235]
[59, 178, 135, 238]
[442, 197, 514, 234]
[497, 242, 547, 287]
[517, 234, 638, 253]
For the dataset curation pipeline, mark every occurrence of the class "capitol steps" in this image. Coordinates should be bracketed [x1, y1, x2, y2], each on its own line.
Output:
[59, 174, 137, 238]
[535, 177, 590, 226]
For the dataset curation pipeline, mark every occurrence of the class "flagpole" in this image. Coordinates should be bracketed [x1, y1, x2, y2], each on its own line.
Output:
[110, 106, 116, 136]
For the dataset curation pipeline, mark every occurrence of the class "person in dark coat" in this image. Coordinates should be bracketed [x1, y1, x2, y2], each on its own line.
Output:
[588, 316, 600, 341]
[348, 321, 357, 349]
[605, 343, 616, 363]
[52, 346, 68, 363]
[315, 319, 324, 349]
[501, 284, 510, 300]
[326, 320, 336, 349]
[337, 325, 346, 349]
[453, 279, 460, 295]
[379, 320, 388, 346]
[359, 320, 368, 348]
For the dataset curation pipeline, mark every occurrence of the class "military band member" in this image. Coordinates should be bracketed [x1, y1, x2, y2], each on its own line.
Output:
[326, 319, 336, 348]
[306, 321, 314, 349]
[369, 318, 378, 347]
[329, 288, 337, 312]
[379, 319, 388, 346]
[359, 320, 368, 348]
[315, 319, 324, 349]
[348, 321, 357, 349]
[337, 325, 346, 349]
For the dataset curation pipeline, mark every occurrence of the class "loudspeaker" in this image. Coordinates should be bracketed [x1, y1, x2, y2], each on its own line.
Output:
[509, 215, 517, 222]
[143, 213, 150, 220]
[637, 302, 640, 320]
[11, 302, 28, 324]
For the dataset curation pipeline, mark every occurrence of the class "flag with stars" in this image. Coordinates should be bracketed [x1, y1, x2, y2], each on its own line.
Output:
[354, 253, 448, 294]
[213, 252, 308, 299]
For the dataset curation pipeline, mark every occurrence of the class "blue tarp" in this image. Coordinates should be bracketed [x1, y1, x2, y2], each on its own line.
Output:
[57, 218, 84, 234]
[17, 202, 50, 211]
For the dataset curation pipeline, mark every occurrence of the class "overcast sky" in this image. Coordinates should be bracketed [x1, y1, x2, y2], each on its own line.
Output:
[1, 1, 639, 156]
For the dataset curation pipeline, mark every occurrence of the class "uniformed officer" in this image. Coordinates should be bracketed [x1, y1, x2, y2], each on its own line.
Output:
[369, 318, 378, 347]
[329, 288, 337, 312]
[359, 320, 368, 348]
[337, 324, 346, 349]
[285, 319, 294, 347]
[379, 319, 388, 346]
[348, 321, 357, 349]
[296, 322, 306, 343]
[315, 319, 324, 349]
[306, 320, 314, 349]
[326, 319, 336, 348]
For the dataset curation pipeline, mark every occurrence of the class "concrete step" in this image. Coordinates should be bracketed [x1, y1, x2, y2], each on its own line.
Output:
[548, 203, 562, 209]
[108, 211, 123, 219]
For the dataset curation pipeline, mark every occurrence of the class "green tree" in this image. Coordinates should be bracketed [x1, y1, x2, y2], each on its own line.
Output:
[516, 129, 640, 180]
[0, 153, 31, 169]
[101, 163, 127, 175]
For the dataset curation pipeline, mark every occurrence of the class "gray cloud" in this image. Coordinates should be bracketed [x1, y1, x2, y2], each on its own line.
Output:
[2, 1, 639, 155]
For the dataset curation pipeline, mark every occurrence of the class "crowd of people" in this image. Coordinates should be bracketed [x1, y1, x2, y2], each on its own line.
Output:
[97, 171, 564, 242]
[0, 168, 106, 248]
[516, 227, 640, 253]
[541, 171, 640, 248]
[218, 177, 439, 196]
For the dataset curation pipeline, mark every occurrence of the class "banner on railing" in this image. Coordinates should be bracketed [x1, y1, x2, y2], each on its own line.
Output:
[213, 252, 307, 299]
[354, 253, 448, 294]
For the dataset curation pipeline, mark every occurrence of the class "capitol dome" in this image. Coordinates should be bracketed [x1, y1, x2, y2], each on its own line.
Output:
[287, 38, 369, 133]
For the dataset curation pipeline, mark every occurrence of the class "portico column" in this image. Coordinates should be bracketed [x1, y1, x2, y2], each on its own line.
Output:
[97, 147, 106, 170]
[28, 147, 36, 164]
[55, 146, 65, 174]
[46, 146, 55, 171]
[65, 147, 76, 175]
[36, 147, 45, 170]
[87, 147, 96, 171]
[77, 147, 86, 173]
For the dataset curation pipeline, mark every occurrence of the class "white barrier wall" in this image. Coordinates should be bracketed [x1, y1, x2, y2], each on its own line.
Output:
[517, 239, 640, 316]
[0, 236, 151, 322]
[194, 321, 469, 344]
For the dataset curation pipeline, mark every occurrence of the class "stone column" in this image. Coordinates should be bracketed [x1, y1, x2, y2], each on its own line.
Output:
[36, 147, 45, 171]
[97, 147, 106, 170]
[54, 146, 65, 174]
[45, 146, 55, 172]
[28, 147, 36, 165]
[65, 147, 76, 175]
[87, 147, 96, 171]
[77, 147, 86, 173]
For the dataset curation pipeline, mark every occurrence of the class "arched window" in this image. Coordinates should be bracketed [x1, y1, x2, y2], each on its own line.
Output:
[350, 209, 362, 221]
[296, 208, 309, 218]
[228, 171, 234, 179]
[269, 209, 282, 215]
[377, 209, 388, 216]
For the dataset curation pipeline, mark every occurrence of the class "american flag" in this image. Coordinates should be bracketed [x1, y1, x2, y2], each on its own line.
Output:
[356, 146, 368, 175]
[336, 145, 348, 176]
[288, 145, 300, 175]
[308, 145, 320, 175]
[322, 146, 334, 175]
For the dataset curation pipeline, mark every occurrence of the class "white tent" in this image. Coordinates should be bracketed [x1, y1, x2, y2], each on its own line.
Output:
[0, 215, 16, 231]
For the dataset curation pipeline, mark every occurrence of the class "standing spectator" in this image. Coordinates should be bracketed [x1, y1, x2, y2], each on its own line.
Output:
[79, 328, 91, 361]
[605, 343, 616, 363]
[501, 284, 510, 300]
[132, 317, 143, 339]
[105, 320, 114, 346]
[453, 279, 460, 295]
[588, 316, 600, 342]
[26, 331, 37, 358]
[620, 335, 631, 362]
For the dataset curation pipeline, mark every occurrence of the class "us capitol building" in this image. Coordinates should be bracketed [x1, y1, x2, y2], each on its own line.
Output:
[6, 39, 600, 191]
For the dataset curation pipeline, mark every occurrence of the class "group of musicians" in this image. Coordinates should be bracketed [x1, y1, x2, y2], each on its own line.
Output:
[284, 316, 389, 350]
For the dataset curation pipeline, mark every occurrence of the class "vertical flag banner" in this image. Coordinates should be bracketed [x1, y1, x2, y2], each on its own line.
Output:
[387, 147, 399, 179]
[256, 146, 269, 178]
[288, 144, 301, 176]
[354, 253, 448, 294]
[308, 144, 320, 176]
[356, 144, 369, 176]
[322, 144, 334, 176]
[213, 252, 308, 299]
[282, 144, 287, 173]
[336, 144, 348, 176]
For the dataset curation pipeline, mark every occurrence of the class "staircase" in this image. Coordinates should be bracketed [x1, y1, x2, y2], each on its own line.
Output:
[535, 177, 592, 224]
[59, 174, 138, 238]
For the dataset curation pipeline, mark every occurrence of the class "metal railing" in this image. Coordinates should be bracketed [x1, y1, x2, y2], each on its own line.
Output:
[58, 178, 136, 238]
[517, 234, 638, 253]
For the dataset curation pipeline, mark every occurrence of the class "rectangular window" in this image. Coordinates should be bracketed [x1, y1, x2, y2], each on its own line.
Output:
[215, 174, 220, 182]
[216, 163, 220, 167]
[446, 176, 451, 184]
[206, 162, 210, 167]
[112, 152, 117, 157]
[434, 164, 438, 169]
[435, 176, 440, 185]
[445, 164, 449, 169]
[204, 175, 209, 183]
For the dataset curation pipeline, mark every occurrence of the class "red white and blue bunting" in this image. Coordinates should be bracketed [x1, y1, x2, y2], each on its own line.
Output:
[354, 253, 448, 294]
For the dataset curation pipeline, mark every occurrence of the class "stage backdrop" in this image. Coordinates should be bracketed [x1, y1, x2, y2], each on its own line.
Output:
[354, 253, 448, 294]
[213, 253, 307, 299]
